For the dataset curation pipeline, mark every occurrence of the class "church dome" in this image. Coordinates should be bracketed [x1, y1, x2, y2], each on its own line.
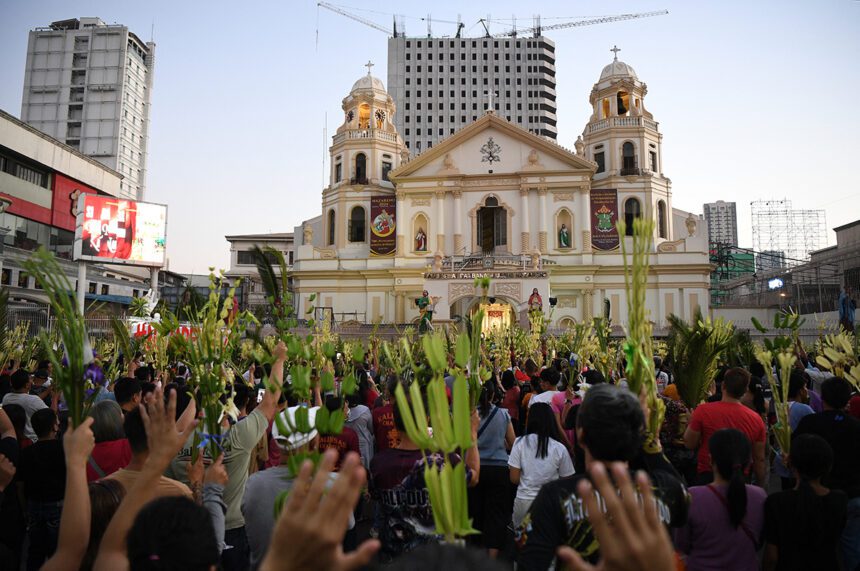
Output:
[351, 73, 386, 93]
[599, 59, 638, 81]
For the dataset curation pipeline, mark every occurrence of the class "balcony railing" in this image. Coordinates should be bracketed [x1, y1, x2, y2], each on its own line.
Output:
[586, 116, 659, 134]
[332, 128, 398, 146]
[349, 176, 368, 185]
[620, 167, 641, 176]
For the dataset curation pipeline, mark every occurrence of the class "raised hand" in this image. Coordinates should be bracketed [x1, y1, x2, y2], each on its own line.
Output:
[557, 462, 674, 571]
[139, 387, 197, 473]
[63, 416, 95, 468]
[204, 453, 228, 486]
[260, 450, 380, 571]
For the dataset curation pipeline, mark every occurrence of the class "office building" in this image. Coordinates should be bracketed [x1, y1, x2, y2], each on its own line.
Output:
[387, 35, 557, 154]
[704, 200, 738, 247]
[20, 17, 154, 200]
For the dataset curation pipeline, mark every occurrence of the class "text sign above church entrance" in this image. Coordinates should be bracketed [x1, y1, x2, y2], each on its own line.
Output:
[425, 271, 548, 280]
[590, 188, 620, 251]
[370, 195, 396, 256]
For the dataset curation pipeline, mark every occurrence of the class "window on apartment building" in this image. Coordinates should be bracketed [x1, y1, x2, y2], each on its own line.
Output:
[88, 282, 97, 294]
[0, 269, 10, 286]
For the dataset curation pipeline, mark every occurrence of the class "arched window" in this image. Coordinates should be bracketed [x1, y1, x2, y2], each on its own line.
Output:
[358, 103, 370, 129]
[617, 91, 630, 115]
[477, 196, 506, 252]
[348, 206, 366, 243]
[657, 200, 667, 239]
[621, 142, 637, 175]
[624, 198, 641, 236]
[354, 153, 367, 184]
[327, 209, 335, 245]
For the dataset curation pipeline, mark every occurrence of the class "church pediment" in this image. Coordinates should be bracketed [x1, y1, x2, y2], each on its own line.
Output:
[389, 113, 595, 181]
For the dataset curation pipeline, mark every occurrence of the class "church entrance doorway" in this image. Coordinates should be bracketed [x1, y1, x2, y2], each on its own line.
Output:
[476, 196, 507, 253]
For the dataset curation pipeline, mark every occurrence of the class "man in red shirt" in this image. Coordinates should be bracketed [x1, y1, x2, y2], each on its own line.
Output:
[372, 376, 400, 451]
[684, 367, 767, 486]
[317, 396, 360, 470]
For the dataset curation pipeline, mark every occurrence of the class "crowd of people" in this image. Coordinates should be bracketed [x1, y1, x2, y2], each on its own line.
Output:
[0, 335, 859, 571]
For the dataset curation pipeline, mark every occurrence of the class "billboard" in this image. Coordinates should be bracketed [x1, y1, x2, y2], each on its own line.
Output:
[369, 195, 396, 256]
[590, 188, 620, 251]
[74, 195, 167, 267]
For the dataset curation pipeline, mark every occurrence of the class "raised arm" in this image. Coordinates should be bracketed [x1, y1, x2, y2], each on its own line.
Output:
[256, 341, 287, 421]
[465, 409, 480, 487]
[41, 417, 95, 571]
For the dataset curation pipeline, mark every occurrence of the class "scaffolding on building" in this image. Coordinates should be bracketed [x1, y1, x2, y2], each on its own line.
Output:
[750, 199, 828, 267]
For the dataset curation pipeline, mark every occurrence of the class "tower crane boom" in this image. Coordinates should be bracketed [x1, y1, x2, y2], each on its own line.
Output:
[318, 1, 392, 36]
[492, 10, 668, 38]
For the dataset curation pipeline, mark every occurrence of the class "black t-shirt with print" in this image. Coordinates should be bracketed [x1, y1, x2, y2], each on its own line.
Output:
[516, 451, 689, 571]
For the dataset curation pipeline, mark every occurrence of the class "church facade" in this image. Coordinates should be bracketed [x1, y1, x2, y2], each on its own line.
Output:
[291, 55, 711, 331]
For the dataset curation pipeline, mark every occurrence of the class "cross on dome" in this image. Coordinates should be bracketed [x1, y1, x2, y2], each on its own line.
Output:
[365, 60, 374, 76]
[610, 45, 621, 61]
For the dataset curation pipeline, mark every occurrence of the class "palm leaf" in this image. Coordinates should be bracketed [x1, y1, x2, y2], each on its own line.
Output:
[668, 308, 733, 409]
[251, 245, 281, 304]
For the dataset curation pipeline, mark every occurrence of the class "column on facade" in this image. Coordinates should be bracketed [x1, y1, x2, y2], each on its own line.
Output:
[395, 194, 406, 254]
[538, 188, 548, 254]
[519, 188, 530, 253]
[583, 289, 594, 320]
[453, 190, 464, 254]
[395, 292, 405, 323]
[580, 187, 592, 252]
[435, 190, 446, 254]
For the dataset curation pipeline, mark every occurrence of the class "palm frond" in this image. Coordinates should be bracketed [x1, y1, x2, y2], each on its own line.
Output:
[252, 245, 281, 304]
[668, 308, 734, 409]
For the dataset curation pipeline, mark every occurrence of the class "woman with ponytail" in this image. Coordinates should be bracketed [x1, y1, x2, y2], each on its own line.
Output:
[674, 428, 766, 571]
[763, 434, 848, 571]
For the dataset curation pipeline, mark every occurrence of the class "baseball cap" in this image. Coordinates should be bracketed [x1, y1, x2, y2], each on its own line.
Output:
[272, 405, 319, 451]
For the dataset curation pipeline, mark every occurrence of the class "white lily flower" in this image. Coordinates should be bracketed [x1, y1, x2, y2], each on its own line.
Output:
[219, 397, 241, 423]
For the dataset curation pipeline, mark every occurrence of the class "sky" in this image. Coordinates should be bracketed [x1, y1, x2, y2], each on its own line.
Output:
[1, 0, 859, 273]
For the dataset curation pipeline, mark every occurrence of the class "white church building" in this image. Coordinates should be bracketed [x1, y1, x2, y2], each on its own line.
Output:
[290, 53, 711, 331]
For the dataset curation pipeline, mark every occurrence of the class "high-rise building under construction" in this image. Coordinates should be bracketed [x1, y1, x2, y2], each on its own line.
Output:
[387, 35, 557, 153]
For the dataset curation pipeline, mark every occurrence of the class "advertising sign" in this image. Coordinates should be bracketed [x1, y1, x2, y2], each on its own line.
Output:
[74, 195, 167, 267]
[369, 195, 396, 256]
[590, 188, 620, 251]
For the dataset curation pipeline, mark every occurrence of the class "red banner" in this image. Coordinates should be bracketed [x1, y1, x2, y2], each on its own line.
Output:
[590, 188, 620, 251]
[370, 195, 396, 256]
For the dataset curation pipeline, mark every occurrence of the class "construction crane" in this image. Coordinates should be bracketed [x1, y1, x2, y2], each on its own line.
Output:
[318, 1, 392, 35]
[318, 3, 667, 39]
[481, 10, 669, 38]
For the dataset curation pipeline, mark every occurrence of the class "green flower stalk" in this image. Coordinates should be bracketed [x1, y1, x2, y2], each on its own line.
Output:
[618, 218, 664, 452]
[22, 248, 95, 427]
[815, 332, 860, 391]
[394, 331, 478, 542]
[181, 271, 254, 460]
[754, 347, 795, 456]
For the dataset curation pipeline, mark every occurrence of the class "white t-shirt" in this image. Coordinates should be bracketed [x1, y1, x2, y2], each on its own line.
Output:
[528, 390, 559, 408]
[2, 392, 48, 441]
[508, 433, 574, 501]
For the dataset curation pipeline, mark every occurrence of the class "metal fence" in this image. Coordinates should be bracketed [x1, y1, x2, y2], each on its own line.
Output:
[6, 306, 120, 339]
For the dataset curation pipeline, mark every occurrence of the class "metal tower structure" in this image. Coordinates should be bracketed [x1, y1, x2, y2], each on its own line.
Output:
[751, 199, 828, 266]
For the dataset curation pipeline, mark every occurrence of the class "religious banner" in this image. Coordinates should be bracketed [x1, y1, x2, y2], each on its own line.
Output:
[370, 195, 396, 256]
[590, 188, 620, 251]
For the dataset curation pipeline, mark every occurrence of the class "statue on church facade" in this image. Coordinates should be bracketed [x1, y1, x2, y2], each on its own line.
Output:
[303, 223, 313, 245]
[528, 288, 543, 312]
[415, 227, 427, 252]
[416, 290, 438, 332]
[574, 135, 585, 156]
[558, 223, 571, 248]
